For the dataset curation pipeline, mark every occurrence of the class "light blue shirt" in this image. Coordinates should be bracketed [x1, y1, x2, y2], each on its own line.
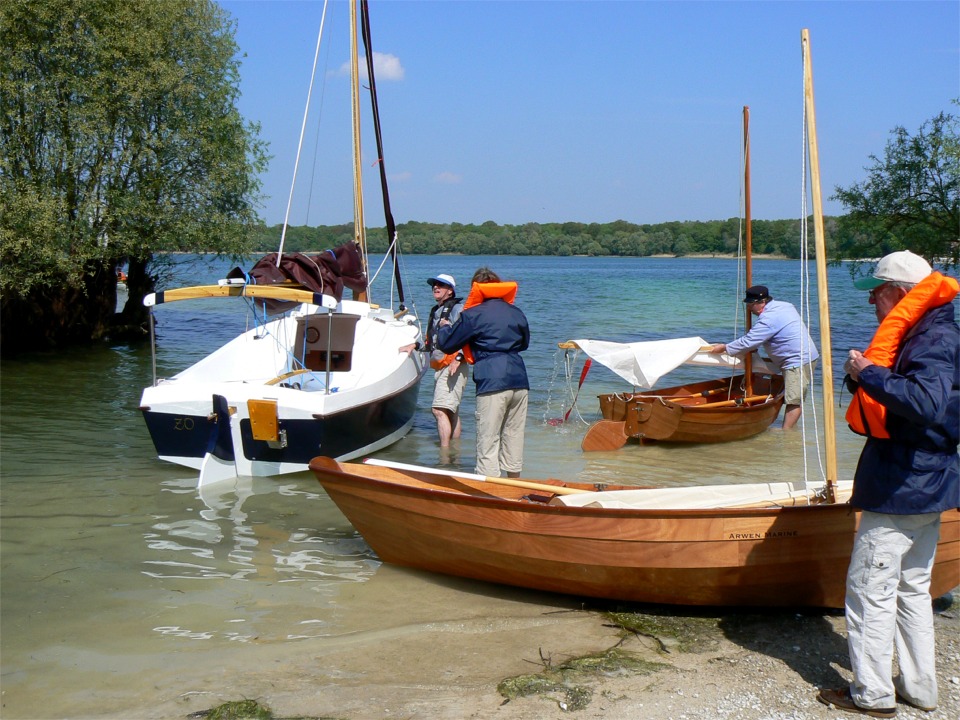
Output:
[725, 299, 819, 371]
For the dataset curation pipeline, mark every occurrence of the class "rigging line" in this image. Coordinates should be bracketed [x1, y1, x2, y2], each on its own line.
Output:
[304, 6, 336, 223]
[798, 53, 826, 494]
[799, 63, 811, 493]
[277, 0, 330, 265]
[803, 89, 825, 487]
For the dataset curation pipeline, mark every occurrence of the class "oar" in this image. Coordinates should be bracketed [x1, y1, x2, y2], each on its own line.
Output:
[362, 458, 587, 495]
[548, 358, 592, 425]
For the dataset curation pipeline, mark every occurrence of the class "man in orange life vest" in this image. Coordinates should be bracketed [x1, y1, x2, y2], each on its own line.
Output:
[436, 267, 530, 478]
[817, 250, 959, 718]
[401, 273, 468, 448]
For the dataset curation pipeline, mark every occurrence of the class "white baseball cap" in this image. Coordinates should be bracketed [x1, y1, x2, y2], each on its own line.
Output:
[427, 273, 456, 290]
[853, 250, 932, 290]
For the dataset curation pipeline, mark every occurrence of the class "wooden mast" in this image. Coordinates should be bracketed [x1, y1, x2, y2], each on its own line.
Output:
[743, 106, 754, 396]
[349, 0, 369, 301]
[802, 29, 838, 501]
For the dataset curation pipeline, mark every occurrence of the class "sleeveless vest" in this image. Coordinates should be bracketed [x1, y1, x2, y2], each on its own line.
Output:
[427, 296, 463, 370]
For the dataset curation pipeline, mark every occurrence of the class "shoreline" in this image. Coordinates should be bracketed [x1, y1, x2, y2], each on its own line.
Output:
[139, 589, 959, 720]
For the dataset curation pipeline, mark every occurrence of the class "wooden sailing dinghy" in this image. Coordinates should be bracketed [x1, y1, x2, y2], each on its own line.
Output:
[579, 107, 786, 451]
[309, 31, 959, 608]
[308, 457, 958, 608]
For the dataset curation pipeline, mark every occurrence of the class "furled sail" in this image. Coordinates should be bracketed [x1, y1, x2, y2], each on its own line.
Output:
[573, 337, 774, 389]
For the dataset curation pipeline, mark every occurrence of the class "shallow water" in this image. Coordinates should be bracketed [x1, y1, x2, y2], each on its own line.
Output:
[0, 255, 878, 718]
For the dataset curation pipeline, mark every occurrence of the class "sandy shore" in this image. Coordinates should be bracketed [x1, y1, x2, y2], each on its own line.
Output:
[139, 579, 957, 720]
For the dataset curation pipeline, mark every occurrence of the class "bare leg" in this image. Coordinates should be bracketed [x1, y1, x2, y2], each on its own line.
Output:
[782, 404, 801, 429]
[433, 407, 455, 447]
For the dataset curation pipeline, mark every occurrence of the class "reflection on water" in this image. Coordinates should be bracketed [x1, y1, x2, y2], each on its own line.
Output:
[143, 476, 378, 596]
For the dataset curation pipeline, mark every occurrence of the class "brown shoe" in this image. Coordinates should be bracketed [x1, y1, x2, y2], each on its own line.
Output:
[817, 687, 897, 718]
[895, 692, 936, 712]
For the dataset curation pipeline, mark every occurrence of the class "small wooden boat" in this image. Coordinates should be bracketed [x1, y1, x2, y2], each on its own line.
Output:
[309, 457, 959, 608]
[584, 372, 784, 451]
[579, 107, 789, 451]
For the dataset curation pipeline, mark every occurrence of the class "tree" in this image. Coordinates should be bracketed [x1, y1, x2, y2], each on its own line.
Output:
[832, 107, 959, 272]
[0, 0, 268, 350]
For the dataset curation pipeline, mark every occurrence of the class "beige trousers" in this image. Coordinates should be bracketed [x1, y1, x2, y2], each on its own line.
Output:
[474, 389, 528, 477]
[846, 510, 941, 711]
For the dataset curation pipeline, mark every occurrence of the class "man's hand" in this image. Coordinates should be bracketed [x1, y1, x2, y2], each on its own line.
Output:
[707, 343, 727, 354]
[844, 349, 874, 381]
[399, 343, 416, 355]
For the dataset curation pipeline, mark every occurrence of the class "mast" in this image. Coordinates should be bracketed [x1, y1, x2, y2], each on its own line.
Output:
[802, 29, 838, 501]
[360, 0, 407, 310]
[743, 106, 753, 396]
[349, 0, 369, 301]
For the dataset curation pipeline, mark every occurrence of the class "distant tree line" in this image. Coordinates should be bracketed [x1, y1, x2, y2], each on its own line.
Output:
[252, 217, 841, 259]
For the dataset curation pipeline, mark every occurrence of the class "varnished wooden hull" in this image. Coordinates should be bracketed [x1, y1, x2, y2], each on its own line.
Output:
[309, 458, 959, 609]
[590, 373, 785, 447]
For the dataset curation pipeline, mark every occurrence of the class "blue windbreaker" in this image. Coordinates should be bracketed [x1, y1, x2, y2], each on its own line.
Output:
[848, 302, 960, 514]
[436, 298, 530, 395]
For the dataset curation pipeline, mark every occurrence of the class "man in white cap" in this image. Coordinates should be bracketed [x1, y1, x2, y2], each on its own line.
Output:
[402, 273, 469, 448]
[817, 250, 959, 717]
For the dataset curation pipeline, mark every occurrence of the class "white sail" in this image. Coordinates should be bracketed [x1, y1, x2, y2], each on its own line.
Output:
[573, 337, 775, 388]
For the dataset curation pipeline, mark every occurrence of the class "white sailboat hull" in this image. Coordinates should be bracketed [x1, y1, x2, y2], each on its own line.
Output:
[140, 300, 426, 482]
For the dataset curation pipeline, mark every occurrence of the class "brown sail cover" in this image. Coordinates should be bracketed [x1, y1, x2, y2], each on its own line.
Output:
[227, 242, 367, 314]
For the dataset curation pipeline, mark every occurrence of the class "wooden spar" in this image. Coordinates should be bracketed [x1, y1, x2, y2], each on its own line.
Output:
[743, 106, 754, 396]
[143, 283, 339, 308]
[349, 0, 368, 301]
[362, 458, 588, 496]
[802, 29, 838, 502]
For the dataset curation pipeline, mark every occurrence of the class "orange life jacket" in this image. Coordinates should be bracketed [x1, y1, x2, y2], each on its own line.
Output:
[459, 281, 518, 365]
[846, 271, 959, 438]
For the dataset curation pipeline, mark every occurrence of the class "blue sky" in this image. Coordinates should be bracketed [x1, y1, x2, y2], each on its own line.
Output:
[219, 0, 959, 227]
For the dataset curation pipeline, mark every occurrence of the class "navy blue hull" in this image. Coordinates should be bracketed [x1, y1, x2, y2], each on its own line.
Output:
[141, 379, 421, 466]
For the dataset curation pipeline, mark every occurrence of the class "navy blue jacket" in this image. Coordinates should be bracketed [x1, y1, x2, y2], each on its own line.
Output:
[848, 302, 959, 514]
[436, 298, 530, 395]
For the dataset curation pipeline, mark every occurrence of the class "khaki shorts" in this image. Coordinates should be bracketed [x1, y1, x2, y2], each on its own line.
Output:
[432, 363, 469, 412]
[784, 360, 817, 405]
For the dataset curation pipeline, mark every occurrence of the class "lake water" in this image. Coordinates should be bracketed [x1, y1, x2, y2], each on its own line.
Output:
[0, 255, 883, 718]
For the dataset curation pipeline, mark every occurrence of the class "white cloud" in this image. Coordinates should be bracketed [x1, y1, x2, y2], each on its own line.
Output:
[433, 172, 462, 185]
[389, 171, 412, 182]
[335, 52, 404, 81]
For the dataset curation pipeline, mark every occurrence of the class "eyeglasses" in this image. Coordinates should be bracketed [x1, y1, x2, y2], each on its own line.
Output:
[869, 283, 890, 299]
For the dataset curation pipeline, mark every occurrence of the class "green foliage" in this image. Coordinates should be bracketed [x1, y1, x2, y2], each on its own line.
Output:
[0, 0, 267, 347]
[251, 217, 823, 259]
[832, 105, 959, 272]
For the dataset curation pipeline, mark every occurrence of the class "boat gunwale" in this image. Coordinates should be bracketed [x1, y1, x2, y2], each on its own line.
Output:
[309, 457, 855, 519]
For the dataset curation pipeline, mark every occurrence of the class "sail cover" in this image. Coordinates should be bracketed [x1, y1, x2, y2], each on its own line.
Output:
[573, 337, 773, 388]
